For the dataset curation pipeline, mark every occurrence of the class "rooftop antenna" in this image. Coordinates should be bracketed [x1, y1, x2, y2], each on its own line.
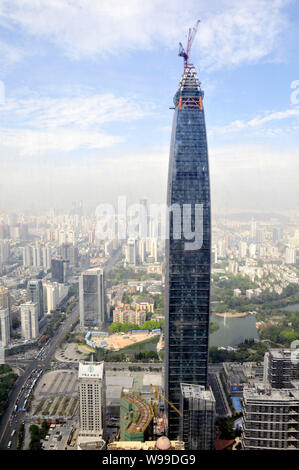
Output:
[178, 19, 200, 69]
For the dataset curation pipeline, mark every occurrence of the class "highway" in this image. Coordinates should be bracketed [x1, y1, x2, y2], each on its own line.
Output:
[0, 304, 79, 450]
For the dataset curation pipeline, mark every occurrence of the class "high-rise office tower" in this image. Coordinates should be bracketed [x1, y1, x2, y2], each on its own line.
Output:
[60, 243, 79, 267]
[78, 361, 105, 437]
[165, 60, 211, 439]
[51, 257, 69, 283]
[27, 279, 44, 320]
[179, 383, 215, 450]
[79, 268, 105, 328]
[20, 302, 39, 340]
[0, 308, 10, 347]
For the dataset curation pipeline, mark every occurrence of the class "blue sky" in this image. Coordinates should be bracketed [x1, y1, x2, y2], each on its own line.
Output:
[0, 0, 299, 213]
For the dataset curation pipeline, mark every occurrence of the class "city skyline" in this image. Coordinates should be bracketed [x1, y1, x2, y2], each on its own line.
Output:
[0, 1, 298, 212]
[1, 0, 299, 455]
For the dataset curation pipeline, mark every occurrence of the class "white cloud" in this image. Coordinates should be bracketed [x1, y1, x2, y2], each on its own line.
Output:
[0, 92, 151, 128]
[0, 128, 124, 155]
[0, 40, 25, 67]
[210, 106, 299, 137]
[0, 91, 151, 154]
[0, 0, 291, 70]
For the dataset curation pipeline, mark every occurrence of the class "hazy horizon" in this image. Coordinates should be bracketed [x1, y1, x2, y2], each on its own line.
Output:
[0, 1, 299, 213]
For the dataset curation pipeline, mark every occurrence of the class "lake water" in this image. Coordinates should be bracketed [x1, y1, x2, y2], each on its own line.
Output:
[281, 303, 299, 311]
[209, 312, 259, 347]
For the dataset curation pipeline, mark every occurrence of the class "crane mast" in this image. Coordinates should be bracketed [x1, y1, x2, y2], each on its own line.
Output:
[178, 19, 200, 68]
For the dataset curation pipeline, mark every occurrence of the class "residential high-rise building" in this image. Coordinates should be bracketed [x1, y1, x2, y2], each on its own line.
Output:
[285, 245, 296, 264]
[42, 245, 52, 271]
[250, 219, 257, 240]
[27, 279, 44, 320]
[126, 239, 137, 265]
[242, 383, 299, 450]
[138, 239, 146, 263]
[22, 245, 32, 267]
[0, 286, 10, 312]
[239, 241, 248, 258]
[0, 240, 10, 264]
[272, 227, 282, 242]
[43, 281, 59, 315]
[20, 302, 39, 340]
[0, 286, 11, 331]
[79, 268, 105, 328]
[0, 308, 10, 347]
[264, 349, 299, 389]
[112, 307, 146, 326]
[78, 361, 105, 437]
[150, 238, 158, 262]
[164, 63, 211, 439]
[179, 383, 215, 450]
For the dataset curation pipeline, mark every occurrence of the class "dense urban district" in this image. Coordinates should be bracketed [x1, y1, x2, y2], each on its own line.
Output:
[0, 207, 299, 450]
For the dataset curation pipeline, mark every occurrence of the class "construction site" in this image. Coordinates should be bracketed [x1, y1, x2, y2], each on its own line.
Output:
[107, 383, 185, 448]
[86, 329, 160, 352]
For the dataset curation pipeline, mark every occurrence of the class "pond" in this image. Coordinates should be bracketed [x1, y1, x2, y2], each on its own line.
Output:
[209, 311, 259, 347]
[281, 303, 299, 312]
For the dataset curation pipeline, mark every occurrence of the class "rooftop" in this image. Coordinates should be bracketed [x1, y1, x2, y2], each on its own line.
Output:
[78, 361, 104, 379]
[108, 440, 184, 450]
[268, 348, 294, 359]
[243, 383, 299, 401]
[180, 383, 215, 402]
[82, 267, 103, 275]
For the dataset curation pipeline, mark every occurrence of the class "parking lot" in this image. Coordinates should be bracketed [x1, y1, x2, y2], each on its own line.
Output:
[30, 370, 79, 419]
[41, 423, 73, 450]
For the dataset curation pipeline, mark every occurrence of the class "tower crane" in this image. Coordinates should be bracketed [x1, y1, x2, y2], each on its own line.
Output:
[178, 19, 200, 68]
[150, 384, 182, 417]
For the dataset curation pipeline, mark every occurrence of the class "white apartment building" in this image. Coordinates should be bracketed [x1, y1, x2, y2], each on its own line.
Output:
[0, 308, 10, 347]
[78, 361, 105, 437]
[20, 302, 39, 341]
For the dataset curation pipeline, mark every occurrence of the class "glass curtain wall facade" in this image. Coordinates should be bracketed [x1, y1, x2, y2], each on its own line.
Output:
[164, 65, 211, 440]
[79, 268, 105, 328]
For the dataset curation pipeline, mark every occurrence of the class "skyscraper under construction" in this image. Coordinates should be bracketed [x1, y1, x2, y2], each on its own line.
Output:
[164, 26, 211, 441]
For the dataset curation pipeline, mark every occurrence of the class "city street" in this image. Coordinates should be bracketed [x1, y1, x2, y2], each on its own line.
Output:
[0, 304, 79, 450]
